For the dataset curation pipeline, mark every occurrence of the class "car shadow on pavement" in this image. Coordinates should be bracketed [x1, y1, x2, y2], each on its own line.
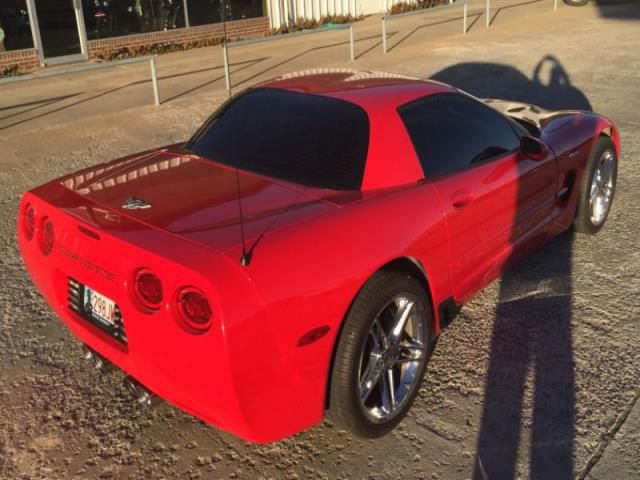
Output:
[431, 55, 592, 111]
[432, 56, 591, 479]
[594, 0, 640, 20]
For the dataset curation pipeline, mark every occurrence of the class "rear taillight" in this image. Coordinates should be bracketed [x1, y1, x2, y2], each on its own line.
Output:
[39, 217, 54, 256]
[23, 203, 35, 240]
[177, 287, 212, 331]
[133, 269, 163, 310]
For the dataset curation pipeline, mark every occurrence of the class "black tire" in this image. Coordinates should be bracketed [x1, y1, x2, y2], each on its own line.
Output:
[328, 270, 434, 438]
[573, 136, 618, 234]
[563, 0, 589, 6]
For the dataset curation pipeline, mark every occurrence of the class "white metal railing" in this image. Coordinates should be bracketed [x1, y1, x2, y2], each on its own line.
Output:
[222, 23, 355, 89]
[0, 56, 161, 106]
[382, 1, 468, 54]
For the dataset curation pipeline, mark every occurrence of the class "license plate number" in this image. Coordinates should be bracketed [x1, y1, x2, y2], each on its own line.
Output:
[83, 287, 117, 327]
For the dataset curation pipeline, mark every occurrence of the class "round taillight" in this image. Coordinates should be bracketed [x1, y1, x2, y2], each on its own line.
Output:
[134, 269, 163, 310]
[39, 217, 55, 256]
[177, 288, 212, 331]
[23, 203, 35, 240]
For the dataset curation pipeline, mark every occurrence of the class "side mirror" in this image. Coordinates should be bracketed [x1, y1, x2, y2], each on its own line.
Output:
[520, 136, 549, 161]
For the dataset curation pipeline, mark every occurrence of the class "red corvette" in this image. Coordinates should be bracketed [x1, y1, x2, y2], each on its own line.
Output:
[18, 70, 618, 443]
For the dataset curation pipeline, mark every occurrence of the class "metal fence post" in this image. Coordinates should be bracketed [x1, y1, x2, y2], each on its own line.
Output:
[223, 40, 230, 90]
[149, 57, 160, 106]
[486, 0, 490, 27]
[463, 2, 467, 35]
[554, 0, 558, 10]
[349, 24, 355, 61]
[382, 17, 387, 54]
[182, 0, 190, 27]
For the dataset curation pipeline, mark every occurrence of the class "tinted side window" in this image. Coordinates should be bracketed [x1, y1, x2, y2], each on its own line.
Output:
[398, 94, 521, 177]
[186, 88, 369, 190]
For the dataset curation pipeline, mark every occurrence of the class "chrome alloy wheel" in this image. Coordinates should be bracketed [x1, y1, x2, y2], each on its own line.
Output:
[589, 149, 616, 226]
[358, 294, 427, 423]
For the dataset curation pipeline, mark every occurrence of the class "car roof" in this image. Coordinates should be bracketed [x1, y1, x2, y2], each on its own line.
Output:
[253, 69, 457, 190]
[254, 69, 455, 110]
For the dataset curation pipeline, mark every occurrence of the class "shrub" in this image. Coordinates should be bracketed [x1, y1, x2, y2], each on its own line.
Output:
[96, 38, 225, 62]
[0, 64, 19, 78]
[389, 0, 449, 15]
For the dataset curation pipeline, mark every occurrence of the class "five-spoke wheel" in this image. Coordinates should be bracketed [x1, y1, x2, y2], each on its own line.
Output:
[358, 294, 428, 423]
[574, 136, 617, 234]
[589, 149, 616, 226]
[328, 270, 433, 437]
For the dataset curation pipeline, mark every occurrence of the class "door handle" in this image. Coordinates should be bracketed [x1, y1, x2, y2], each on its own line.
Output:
[451, 190, 474, 208]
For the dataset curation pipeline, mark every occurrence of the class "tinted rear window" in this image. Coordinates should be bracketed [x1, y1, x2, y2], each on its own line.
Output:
[186, 88, 370, 190]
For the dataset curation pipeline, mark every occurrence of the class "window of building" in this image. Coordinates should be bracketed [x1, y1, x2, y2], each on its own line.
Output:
[0, 0, 33, 52]
[187, 0, 264, 26]
[81, 0, 186, 41]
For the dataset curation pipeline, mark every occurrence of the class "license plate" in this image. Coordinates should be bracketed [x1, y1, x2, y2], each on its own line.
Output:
[83, 287, 117, 327]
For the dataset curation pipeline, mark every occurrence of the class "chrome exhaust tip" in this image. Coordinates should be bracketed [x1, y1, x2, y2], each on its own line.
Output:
[123, 376, 161, 408]
[82, 345, 116, 374]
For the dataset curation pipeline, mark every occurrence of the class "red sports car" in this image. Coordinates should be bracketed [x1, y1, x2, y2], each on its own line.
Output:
[18, 70, 619, 443]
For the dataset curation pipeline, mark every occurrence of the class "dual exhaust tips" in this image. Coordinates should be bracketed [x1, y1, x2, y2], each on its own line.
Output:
[123, 376, 161, 408]
[82, 345, 160, 408]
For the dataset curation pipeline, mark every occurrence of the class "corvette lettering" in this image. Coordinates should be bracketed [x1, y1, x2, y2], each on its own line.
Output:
[58, 245, 116, 281]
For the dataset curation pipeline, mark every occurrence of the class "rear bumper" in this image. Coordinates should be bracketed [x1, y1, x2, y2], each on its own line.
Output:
[18, 187, 325, 443]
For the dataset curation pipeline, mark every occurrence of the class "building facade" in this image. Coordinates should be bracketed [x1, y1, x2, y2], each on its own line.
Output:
[0, 0, 270, 74]
[0, 0, 387, 75]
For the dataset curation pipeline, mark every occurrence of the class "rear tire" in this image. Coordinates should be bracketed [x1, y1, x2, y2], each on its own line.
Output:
[328, 271, 434, 438]
[573, 136, 617, 234]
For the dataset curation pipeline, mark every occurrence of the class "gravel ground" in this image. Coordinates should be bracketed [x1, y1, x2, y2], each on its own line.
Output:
[1, 4, 639, 480]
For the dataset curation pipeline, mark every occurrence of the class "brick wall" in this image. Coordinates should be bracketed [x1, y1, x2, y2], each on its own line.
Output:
[87, 17, 269, 60]
[0, 48, 41, 76]
[0, 17, 268, 76]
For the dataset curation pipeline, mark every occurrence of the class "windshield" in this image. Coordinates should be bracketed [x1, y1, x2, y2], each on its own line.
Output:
[186, 88, 370, 190]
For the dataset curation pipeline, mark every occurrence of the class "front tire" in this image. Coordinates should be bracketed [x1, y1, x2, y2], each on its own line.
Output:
[563, 0, 588, 6]
[328, 271, 434, 438]
[573, 136, 617, 234]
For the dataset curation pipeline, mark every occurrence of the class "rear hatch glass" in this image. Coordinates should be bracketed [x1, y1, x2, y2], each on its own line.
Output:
[186, 88, 370, 191]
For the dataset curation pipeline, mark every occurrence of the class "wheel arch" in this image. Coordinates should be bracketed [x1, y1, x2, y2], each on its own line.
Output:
[599, 124, 620, 158]
[324, 256, 436, 410]
[380, 257, 433, 303]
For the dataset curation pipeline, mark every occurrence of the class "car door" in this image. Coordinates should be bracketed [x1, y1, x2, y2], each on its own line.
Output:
[398, 93, 557, 301]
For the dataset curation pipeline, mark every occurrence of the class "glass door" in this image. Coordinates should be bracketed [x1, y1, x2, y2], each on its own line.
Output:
[33, 0, 87, 63]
